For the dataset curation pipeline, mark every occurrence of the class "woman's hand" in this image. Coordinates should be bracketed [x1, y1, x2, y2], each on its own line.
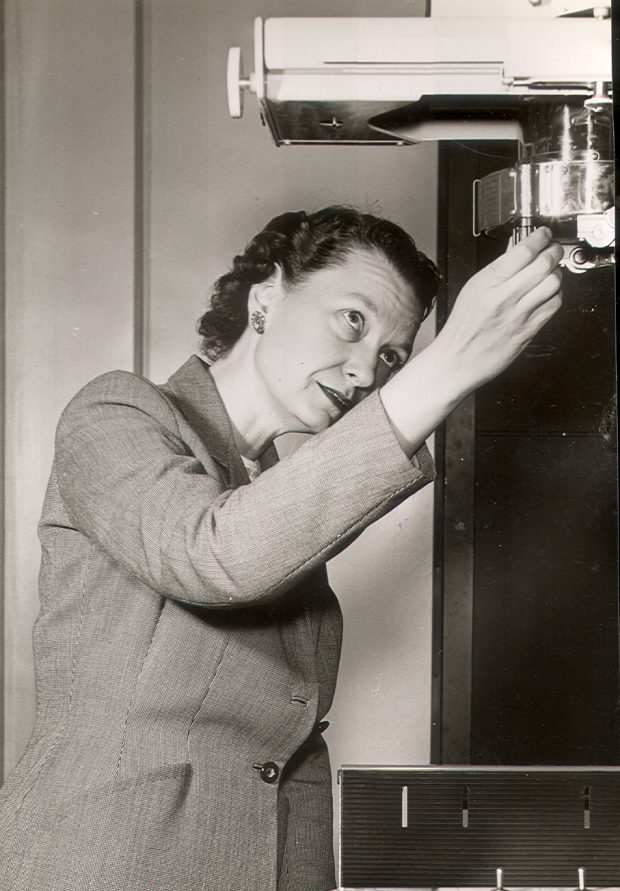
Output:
[432, 227, 563, 395]
[380, 228, 563, 457]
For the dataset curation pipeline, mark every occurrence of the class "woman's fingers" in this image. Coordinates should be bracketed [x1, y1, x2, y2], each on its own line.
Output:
[507, 242, 564, 302]
[518, 264, 563, 316]
[483, 227, 555, 283]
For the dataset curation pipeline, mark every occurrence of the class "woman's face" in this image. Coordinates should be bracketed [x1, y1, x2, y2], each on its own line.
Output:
[252, 246, 426, 435]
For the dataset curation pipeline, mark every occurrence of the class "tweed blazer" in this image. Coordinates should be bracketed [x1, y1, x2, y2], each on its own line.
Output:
[0, 356, 435, 891]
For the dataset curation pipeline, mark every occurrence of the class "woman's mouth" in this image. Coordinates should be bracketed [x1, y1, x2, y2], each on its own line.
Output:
[318, 383, 353, 413]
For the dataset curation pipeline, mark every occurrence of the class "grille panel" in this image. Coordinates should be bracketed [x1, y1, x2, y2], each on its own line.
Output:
[339, 767, 620, 888]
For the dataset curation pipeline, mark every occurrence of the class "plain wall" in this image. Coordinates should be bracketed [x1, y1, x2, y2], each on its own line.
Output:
[2, 0, 136, 772]
[2, 0, 439, 832]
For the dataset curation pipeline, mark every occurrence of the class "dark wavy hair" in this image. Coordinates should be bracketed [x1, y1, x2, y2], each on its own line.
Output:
[198, 205, 440, 360]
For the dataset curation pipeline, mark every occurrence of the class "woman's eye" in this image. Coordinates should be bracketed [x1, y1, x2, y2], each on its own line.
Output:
[344, 310, 364, 332]
[380, 349, 402, 371]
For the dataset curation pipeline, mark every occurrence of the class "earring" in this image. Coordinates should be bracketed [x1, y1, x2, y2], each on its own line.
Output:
[250, 310, 265, 335]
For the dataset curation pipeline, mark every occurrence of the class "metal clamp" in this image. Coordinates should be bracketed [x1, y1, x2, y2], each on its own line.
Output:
[226, 17, 264, 118]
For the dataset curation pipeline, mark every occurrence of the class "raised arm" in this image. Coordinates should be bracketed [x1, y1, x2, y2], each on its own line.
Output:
[53, 374, 433, 609]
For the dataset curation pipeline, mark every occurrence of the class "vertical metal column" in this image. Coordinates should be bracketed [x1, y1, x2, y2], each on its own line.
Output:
[432, 142, 516, 763]
[134, 0, 147, 377]
[432, 144, 479, 763]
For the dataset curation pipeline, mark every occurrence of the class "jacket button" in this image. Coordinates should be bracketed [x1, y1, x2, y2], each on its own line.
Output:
[253, 761, 280, 784]
[260, 762, 280, 784]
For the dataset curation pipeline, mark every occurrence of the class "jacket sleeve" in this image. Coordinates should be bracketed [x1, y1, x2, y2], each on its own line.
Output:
[54, 371, 435, 608]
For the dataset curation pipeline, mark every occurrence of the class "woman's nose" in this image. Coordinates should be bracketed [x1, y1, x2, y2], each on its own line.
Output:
[343, 347, 382, 391]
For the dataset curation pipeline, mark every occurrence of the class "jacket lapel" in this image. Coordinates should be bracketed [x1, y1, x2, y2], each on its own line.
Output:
[164, 355, 279, 488]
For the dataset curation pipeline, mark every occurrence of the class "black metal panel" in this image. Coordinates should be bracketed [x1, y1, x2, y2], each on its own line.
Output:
[340, 767, 620, 888]
[476, 265, 616, 436]
[471, 253, 618, 765]
[471, 434, 619, 765]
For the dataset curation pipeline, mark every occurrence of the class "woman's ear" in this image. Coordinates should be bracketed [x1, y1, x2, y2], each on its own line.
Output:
[248, 264, 284, 314]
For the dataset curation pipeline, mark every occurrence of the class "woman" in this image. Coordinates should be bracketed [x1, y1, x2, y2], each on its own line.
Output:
[0, 207, 562, 890]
